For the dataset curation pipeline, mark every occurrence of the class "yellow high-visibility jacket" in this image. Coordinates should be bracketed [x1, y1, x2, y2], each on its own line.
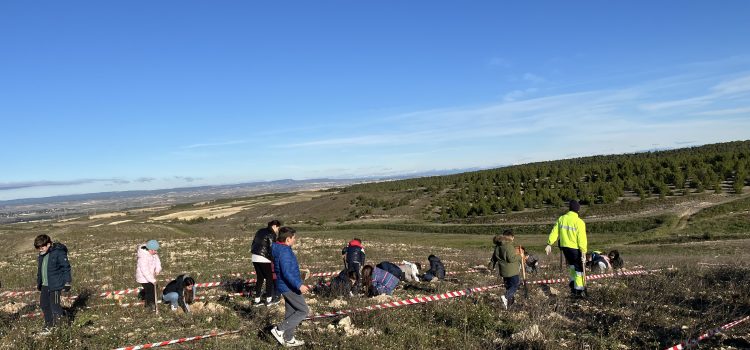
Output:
[547, 211, 587, 253]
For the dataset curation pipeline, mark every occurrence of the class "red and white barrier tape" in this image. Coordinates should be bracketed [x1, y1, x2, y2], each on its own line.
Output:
[306, 284, 502, 320]
[112, 330, 241, 350]
[305, 270, 652, 320]
[665, 315, 750, 350]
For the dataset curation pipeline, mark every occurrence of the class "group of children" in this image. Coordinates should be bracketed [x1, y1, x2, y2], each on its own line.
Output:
[29, 213, 623, 345]
[321, 238, 447, 298]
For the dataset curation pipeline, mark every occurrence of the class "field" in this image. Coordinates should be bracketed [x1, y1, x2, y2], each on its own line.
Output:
[1, 191, 749, 349]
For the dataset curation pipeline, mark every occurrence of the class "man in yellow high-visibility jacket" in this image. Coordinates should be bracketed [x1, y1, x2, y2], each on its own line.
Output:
[545, 200, 587, 297]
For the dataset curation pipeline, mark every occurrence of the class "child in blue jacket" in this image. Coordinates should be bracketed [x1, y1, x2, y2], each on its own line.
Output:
[270, 227, 308, 348]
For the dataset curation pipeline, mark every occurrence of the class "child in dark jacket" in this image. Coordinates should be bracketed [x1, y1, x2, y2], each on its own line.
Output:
[162, 275, 196, 313]
[490, 230, 521, 309]
[422, 255, 446, 282]
[270, 227, 308, 348]
[341, 238, 366, 294]
[315, 269, 357, 297]
[34, 234, 72, 332]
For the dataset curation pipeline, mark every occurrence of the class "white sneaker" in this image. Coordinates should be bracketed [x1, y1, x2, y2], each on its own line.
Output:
[270, 326, 285, 345]
[285, 337, 305, 347]
[501, 295, 508, 310]
[170, 305, 178, 311]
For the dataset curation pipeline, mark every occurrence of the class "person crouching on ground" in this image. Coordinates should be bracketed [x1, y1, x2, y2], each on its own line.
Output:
[270, 227, 308, 348]
[361, 265, 399, 297]
[421, 255, 446, 282]
[490, 229, 521, 309]
[399, 261, 421, 282]
[162, 275, 196, 313]
[135, 239, 162, 311]
[34, 234, 72, 334]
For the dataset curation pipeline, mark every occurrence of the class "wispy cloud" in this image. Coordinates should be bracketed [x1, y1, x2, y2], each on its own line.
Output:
[279, 69, 750, 153]
[693, 107, 750, 116]
[0, 179, 117, 191]
[488, 57, 512, 68]
[182, 140, 248, 149]
[173, 176, 200, 182]
[522, 73, 546, 84]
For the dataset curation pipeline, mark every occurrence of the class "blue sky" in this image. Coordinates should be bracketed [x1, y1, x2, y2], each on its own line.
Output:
[2, 1, 750, 201]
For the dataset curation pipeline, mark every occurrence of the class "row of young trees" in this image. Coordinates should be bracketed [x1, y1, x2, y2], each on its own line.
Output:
[342, 141, 750, 219]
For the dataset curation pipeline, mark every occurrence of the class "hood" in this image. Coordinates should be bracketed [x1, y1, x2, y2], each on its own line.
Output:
[348, 240, 363, 248]
[493, 235, 513, 245]
[136, 244, 152, 257]
[428, 255, 441, 263]
[49, 242, 68, 254]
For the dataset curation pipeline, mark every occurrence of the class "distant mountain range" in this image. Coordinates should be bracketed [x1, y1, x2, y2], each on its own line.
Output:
[0, 166, 495, 208]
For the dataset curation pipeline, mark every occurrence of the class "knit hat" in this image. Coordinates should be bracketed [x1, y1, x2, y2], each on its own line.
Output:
[569, 200, 581, 213]
[146, 239, 160, 251]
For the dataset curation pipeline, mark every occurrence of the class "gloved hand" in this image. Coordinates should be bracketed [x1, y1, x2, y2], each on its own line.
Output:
[581, 255, 587, 267]
[63, 284, 72, 292]
[545, 245, 552, 255]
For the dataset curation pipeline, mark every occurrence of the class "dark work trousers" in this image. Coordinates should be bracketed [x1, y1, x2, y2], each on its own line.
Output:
[140, 282, 157, 310]
[561, 247, 584, 272]
[503, 275, 521, 304]
[253, 262, 275, 299]
[40, 286, 65, 328]
[347, 262, 362, 294]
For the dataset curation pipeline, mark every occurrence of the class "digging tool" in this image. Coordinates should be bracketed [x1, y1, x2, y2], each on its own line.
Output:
[154, 282, 159, 315]
[581, 256, 588, 297]
[520, 246, 528, 298]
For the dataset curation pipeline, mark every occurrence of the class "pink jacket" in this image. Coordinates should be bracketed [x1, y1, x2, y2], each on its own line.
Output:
[135, 244, 162, 284]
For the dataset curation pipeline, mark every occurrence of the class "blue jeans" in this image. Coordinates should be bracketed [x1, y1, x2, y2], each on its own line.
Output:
[162, 292, 179, 307]
[503, 275, 520, 301]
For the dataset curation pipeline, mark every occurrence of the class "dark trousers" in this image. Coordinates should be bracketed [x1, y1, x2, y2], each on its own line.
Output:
[347, 263, 362, 294]
[140, 282, 157, 310]
[503, 275, 521, 303]
[253, 262, 275, 299]
[40, 286, 64, 328]
[562, 247, 584, 272]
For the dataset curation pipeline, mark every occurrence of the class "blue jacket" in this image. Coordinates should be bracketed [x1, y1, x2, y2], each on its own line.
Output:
[37, 242, 72, 291]
[371, 267, 399, 296]
[272, 242, 302, 294]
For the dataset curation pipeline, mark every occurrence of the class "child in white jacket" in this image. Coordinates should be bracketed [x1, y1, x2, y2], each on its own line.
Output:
[135, 240, 162, 311]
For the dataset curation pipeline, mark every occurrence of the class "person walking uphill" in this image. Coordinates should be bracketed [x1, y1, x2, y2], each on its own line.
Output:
[251, 219, 281, 307]
[34, 234, 72, 334]
[490, 230, 522, 309]
[270, 227, 309, 348]
[135, 240, 162, 311]
[545, 200, 587, 297]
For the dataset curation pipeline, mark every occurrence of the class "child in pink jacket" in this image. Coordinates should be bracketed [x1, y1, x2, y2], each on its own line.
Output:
[135, 240, 162, 311]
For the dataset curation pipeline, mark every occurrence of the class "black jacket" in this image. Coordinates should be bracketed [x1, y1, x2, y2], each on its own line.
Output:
[426, 255, 446, 280]
[341, 240, 365, 271]
[37, 242, 72, 291]
[162, 274, 194, 311]
[251, 227, 276, 260]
